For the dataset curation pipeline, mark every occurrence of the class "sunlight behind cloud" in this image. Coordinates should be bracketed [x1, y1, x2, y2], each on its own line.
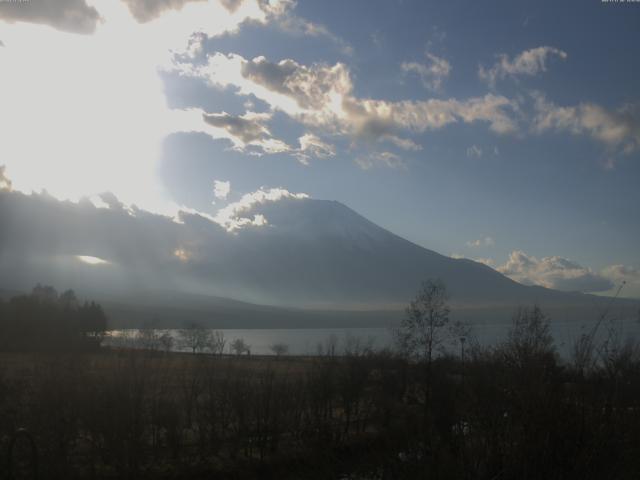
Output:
[76, 255, 110, 266]
[0, 0, 266, 214]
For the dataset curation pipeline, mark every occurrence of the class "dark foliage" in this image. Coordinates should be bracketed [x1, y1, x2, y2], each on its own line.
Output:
[0, 285, 639, 479]
[0, 284, 107, 352]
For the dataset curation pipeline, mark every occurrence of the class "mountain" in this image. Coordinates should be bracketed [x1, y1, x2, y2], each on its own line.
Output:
[0, 189, 636, 328]
[198, 198, 610, 309]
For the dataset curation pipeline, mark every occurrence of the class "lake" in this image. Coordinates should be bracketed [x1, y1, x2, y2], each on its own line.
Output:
[105, 315, 640, 358]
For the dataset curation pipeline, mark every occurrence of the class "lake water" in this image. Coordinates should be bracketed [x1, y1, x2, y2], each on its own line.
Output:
[105, 316, 640, 358]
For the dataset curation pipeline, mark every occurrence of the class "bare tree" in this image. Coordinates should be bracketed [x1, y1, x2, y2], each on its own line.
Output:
[501, 305, 554, 368]
[316, 333, 339, 357]
[230, 338, 250, 356]
[208, 330, 226, 355]
[395, 279, 451, 365]
[158, 331, 174, 353]
[270, 342, 289, 357]
[178, 324, 212, 354]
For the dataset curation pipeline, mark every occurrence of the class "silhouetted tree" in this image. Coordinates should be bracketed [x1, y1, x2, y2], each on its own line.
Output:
[178, 323, 211, 354]
[395, 279, 451, 364]
[0, 285, 107, 351]
[230, 338, 250, 355]
[270, 342, 289, 357]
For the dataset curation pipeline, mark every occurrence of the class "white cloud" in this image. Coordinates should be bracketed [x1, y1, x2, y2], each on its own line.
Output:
[295, 134, 335, 165]
[271, 5, 353, 56]
[355, 152, 405, 170]
[170, 52, 520, 154]
[214, 187, 308, 231]
[383, 135, 423, 151]
[479, 46, 567, 86]
[213, 180, 231, 200]
[345, 93, 519, 137]
[497, 250, 613, 293]
[474, 257, 496, 267]
[532, 93, 640, 154]
[466, 145, 483, 158]
[466, 236, 494, 248]
[601, 264, 640, 286]
[401, 52, 451, 92]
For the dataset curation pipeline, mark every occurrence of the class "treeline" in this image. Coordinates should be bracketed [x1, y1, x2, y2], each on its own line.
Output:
[0, 281, 639, 478]
[0, 284, 107, 352]
[0, 313, 639, 479]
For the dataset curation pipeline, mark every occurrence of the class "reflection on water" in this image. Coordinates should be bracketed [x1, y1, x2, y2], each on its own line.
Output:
[104, 316, 640, 358]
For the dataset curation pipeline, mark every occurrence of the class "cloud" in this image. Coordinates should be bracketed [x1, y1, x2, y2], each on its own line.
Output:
[384, 135, 422, 151]
[219, 0, 244, 12]
[271, 6, 353, 55]
[466, 236, 494, 248]
[0, 166, 12, 191]
[401, 52, 451, 91]
[214, 187, 309, 231]
[601, 264, 640, 286]
[170, 52, 520, 153]
[203, 111, 269, 143]
[497, 250, 613, 293]
[355, 152, 405, 170]
[295, 134, 335, 165]
[474, 257, 496, 267]
[201, 110, 296, 155]
[120, 0, 205, 23]
[466, 145, 482, 158]
[346, 93, 519, 137]
[479, 46, 567, 86]
[120, 0, 295, 25]
[0, 0, 295, 215]
[213, 180, 231, 200]
[532, 93, 640, 154]
[0, 0, 101, 34]
[240, 55, 353, 111]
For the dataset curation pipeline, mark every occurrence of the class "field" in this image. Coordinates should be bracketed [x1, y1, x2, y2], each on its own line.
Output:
[1, 335, 640, 480]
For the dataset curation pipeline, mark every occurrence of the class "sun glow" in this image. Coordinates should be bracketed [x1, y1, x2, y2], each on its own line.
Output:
[0, 0, 266, 214]
[76, 255, 110, 266]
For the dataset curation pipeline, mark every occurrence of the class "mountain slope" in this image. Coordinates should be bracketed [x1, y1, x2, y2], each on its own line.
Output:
[0, 190, 635, 321]
[204, 198, 603, 308]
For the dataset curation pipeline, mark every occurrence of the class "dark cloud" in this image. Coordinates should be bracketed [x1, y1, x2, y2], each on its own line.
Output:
[219, 0, 243, 13]
[0, 0, 101, 34]
[120, 0, 206, 23]
[202, 111, 268, 144]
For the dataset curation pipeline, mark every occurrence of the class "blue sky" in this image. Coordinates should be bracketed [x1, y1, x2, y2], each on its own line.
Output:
[1, 0, 639, 297]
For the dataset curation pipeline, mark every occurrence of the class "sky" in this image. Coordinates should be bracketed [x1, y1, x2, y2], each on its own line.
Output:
[1, 0, 639, 298]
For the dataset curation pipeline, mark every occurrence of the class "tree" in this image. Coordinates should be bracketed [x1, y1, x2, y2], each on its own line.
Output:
[158, 331, 174, 353]
[230, 338, 250, 356]
[395, 279, 451, 365]
[208, 330, 226, 355]
[178, 323, 212, 354]
[270, 342, 289, 357]
[501, 305, 554, 368]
